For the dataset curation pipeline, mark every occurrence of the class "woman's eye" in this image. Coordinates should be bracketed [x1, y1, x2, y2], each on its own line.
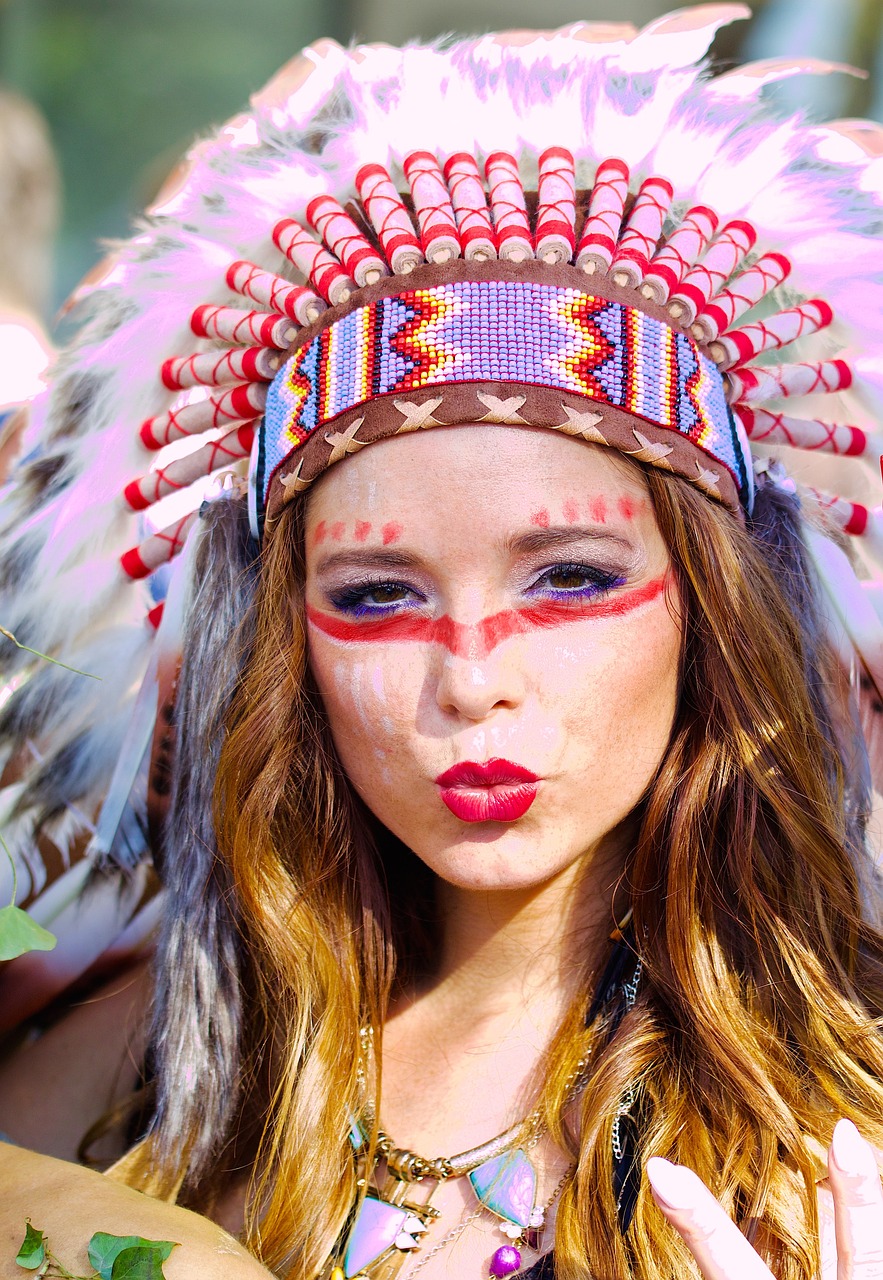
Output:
[328, 581, 420, 616]
[531, 562, 624, 598]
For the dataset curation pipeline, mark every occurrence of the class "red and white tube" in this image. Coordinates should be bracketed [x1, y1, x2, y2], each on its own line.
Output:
[356, 163, 423, 274]
[403, 151, 460, 262]
[306, 195, 388, 287]
[806, 488, 869, 537]
[124, 423, 256, 511]
[272, 219, 355, 305]
[140, 382, 268, 450]
[575, 158, 629, 274]
[535, 147, 575, 263]
[727, 358, 853, 405]
[692, 251, 791, 341]
[670, 220, 757, 325]
[191, 304, 293, 348]
[161, 347, 278, 391]
[485, 152, 532, 261]
[120, 512, 198, 580]
[226, 260, 323, 326]
[444, 153, 496, 260]
[610, 176, 672, 287]
[737, 407, 868, 457]
[642, 205, 718, 303]
[710, 300, 834, 369]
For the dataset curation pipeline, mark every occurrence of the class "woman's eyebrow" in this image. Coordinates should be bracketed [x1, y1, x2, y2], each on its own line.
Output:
[313, 547, 424, 575]
[507, 525, 637, 556]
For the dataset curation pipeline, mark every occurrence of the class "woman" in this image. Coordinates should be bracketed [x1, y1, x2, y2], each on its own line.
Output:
[1, 8, 882, 1279]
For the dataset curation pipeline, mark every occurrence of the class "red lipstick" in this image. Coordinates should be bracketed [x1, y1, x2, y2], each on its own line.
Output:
[434, 759, 540, 823]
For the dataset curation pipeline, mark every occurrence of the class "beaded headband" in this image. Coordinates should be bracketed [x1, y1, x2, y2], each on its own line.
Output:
[257, 260, 749, 528]
[122, 144, 866, 576]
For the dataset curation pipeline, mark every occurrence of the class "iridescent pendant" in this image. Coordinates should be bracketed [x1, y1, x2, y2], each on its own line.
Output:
[341, 1194, 434, 1278]
[469, 1150, 549, 1279]
[468, 1148, 537, 1228]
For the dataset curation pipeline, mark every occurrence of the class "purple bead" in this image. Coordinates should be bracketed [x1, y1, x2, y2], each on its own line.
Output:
[489, 1245, 522, 1277]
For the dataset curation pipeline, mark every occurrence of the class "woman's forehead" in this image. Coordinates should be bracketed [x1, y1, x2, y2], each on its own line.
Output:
[305, 424, 652, 524]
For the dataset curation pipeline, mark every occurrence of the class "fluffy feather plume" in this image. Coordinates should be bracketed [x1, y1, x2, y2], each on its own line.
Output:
[2, 3, 882, 1009]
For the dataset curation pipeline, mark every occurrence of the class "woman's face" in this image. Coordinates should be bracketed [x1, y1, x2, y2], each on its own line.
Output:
[304, 426, 682, 892]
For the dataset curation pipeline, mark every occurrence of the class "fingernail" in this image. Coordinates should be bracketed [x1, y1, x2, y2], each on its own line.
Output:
[646, 1156, 694, 1210]
[831, 1118, 877, 1176]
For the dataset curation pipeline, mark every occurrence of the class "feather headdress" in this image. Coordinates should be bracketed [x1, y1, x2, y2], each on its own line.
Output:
[2, 2, 883, 1024]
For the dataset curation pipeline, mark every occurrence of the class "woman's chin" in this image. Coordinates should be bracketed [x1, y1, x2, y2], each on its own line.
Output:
[411, 824, 589, 893]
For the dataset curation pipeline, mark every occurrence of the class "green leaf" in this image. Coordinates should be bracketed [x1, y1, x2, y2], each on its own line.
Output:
[109, 1246, 176, 1280]
[0, 904, 57, 961]
[15, 1222, 46, 1270]
[88, 1235, 176, 1280]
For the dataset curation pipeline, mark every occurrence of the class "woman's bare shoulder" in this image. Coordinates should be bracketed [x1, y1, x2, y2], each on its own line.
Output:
[0, 1145, 272, 1280]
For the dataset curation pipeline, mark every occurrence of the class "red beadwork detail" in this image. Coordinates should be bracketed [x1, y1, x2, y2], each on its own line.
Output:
[226, 259, 323, 325]
[190, 303, 292, 348]
[576, 157, 629, 272]
[443, 153, 496, 259]
[403, 151, 460, 257]
[536, 147, 576, 260]
[273, 219, 355, 304]
[356, 163, 423, 273]
[146, 602, 165, 630]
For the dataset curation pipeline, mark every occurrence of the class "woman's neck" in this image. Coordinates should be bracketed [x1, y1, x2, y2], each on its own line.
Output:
[380, 828, 630, 1155]
[431, 861, 617, 1026]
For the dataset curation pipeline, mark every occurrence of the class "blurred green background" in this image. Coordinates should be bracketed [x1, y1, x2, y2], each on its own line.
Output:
[0, 0, 880, 322]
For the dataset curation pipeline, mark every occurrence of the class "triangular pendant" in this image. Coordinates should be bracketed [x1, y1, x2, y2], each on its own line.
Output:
[468, 1149, 536, 1229]
[343, 1196, 409, 1277]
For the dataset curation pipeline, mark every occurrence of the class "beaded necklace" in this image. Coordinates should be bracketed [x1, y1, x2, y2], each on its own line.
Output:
[323, 920, 641, 1280]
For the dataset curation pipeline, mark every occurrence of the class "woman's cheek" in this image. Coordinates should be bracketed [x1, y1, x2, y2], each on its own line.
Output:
[311, 642, 414, 790]
[554, 611, 679, 771]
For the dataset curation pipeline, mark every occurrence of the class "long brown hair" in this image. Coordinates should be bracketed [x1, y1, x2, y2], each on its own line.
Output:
[146, 463, 883, 1279]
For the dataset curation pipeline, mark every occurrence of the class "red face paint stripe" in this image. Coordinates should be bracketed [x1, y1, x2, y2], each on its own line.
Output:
[307, 575, 667, 659]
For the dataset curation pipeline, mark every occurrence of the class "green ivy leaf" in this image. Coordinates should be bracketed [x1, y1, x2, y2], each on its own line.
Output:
[110, 1246, 176, 1280]
[0, 904, 57, 961]
[87, 1234, 176, 1280]
[15, 1222, 46, 1270]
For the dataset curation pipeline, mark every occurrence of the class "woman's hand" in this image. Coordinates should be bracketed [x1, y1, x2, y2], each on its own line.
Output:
[646, 1119, 883, 1279]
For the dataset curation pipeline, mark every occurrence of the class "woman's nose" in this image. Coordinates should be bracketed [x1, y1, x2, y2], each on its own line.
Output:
[434, 639, 526, 722]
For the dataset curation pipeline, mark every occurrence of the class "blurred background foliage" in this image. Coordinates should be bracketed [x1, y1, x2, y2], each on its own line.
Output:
[0, 0, 880, 321]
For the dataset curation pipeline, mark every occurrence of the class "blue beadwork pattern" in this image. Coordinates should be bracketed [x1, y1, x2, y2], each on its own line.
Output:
[262, 280, 745, 507]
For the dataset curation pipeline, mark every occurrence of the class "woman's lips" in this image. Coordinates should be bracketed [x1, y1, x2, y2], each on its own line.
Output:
[435, 758, 540, 823]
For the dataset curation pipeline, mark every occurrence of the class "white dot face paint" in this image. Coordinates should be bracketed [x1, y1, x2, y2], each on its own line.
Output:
[305, 425, 682, 892]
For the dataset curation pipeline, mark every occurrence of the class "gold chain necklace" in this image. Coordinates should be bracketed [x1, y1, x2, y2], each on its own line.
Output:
[327, 913, 640, 1280]
[326, 1044, 592, 1280]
